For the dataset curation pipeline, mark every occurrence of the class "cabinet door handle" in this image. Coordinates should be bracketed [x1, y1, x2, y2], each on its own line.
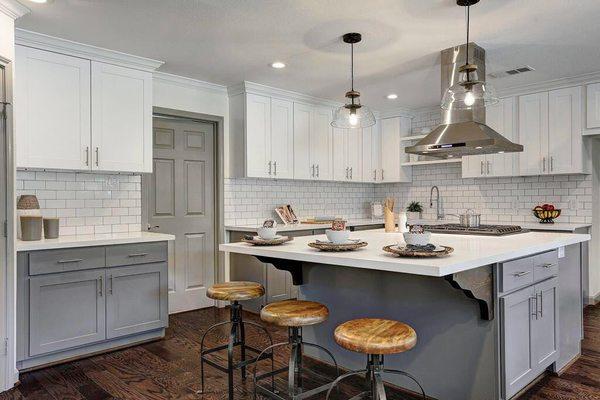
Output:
[350, 167, 353, 179]
[316, 164, 319, 178]
[268, 161, 272, 175]
[95, 147, 99, 167]
[57, 258, 84, 264]
[373, 169, 377, 181]
[381, 169, 384, 180]
[109, 275, 113, 295]
[128, 253, 148, 258]
[98, 276, 103, 297]
[537, 291, 543, 318]
[530, 296, 538, 320]
[542, 157, 546, 172]
[85, 147, 89, 166]
[345, 167, 349, 179]
[273, 161, 277, 176]
[550, 156, 554, 172]
[311, 164, 315, 177]
[513, 271, 531, 277]
[480, 160, 484, 175]
[487, 161, 491, 175]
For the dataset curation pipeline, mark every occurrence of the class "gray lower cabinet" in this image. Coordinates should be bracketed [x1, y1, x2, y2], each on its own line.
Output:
[18, 241, 168, 370]
[29, 269, 106, 356]
[106, 263, 168, 339]
[501, 276, 558, 399]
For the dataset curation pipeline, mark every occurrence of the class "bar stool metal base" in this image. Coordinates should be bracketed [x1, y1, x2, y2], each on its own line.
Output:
[253, 326, 340, 400]
[326, 354, 426, 400]
[199, 301, 274, 400]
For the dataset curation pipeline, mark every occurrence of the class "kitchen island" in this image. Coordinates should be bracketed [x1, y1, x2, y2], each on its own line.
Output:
[220, 230, 590, 400]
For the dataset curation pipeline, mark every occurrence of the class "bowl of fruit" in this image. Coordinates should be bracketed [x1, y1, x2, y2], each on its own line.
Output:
[533, 204, 561, 223]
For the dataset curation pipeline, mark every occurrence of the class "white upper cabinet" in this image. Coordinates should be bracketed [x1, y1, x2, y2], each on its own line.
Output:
[347, 128, 362, 181]
[91, 61, 153, 173]
[269, 98, 294, 179]
[310, 106, 333, 180]
[16, 46, 91, 170]
[361, 124, 375, 183]
[15, 42, 158, 173]
[462, 97, 517, 178]
[518, 87, 589, 176]
[245, 93, 272, 178]
[519, 92, 549, 176]
[332, 127, 362, 182]
[292, 102, 312, 180]
[380, 117, 412, 183]
[548, 87, 583, 174]
[586, 82, 600, 129]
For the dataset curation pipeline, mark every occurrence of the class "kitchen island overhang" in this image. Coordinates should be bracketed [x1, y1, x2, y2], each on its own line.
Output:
[220, 230, 590, 400]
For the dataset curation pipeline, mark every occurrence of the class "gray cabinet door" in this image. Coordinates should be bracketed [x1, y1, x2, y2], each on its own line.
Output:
[501, 285, 535, 399]
[106, 263, 168, 339]
[532, 277, 559, 371]
[29, 269, 106, 356]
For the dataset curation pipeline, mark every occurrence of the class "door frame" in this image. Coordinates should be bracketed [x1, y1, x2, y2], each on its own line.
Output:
[141, 107, 225, 311]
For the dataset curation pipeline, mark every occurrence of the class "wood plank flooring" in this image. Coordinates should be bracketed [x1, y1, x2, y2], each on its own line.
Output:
[1, 304, 599, 400]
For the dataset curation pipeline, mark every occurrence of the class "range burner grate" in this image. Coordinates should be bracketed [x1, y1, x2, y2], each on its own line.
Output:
[422, 224, 525, 236]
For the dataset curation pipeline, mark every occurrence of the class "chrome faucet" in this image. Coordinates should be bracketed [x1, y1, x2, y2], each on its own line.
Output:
[430, 186, 444, 220]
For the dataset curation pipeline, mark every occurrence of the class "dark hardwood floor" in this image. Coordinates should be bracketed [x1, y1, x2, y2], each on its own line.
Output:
[1, 304, 599, 400]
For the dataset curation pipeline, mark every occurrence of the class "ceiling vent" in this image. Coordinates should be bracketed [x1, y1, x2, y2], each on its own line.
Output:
[488, 65, 535, 79]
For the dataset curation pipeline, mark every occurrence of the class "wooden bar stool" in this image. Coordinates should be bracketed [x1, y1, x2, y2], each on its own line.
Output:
[252, 299, 340, 400]
[200, 281, 274, 400]
[326, 318, 426, 400]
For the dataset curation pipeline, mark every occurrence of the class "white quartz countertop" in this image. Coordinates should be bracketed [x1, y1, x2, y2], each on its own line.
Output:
[219, 229, 590, 277]
[226, 219, 385, 233]
[17, 232, 176, 252]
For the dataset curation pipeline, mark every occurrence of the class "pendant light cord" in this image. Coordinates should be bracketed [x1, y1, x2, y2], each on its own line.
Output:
[350, 42, 355, 104]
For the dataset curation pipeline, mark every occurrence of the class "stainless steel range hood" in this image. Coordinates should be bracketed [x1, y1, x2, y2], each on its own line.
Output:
[405, 43, 523, 158]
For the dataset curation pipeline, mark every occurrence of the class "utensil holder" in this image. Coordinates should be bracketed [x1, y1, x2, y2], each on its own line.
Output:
[384, 209, 396, 232]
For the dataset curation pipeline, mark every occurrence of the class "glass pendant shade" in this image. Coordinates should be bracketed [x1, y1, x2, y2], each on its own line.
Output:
[332, 102, 376, 129]
[441, 66, 499, 110]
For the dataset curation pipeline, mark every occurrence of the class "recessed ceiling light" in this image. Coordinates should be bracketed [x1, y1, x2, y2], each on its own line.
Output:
[271, 62, 286, 69]
[386, 94, 398, 100]
[28, 0, 52, 3]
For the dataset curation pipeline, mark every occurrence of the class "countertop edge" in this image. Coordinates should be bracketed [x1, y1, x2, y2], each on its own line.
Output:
[17, 232, 176, 252]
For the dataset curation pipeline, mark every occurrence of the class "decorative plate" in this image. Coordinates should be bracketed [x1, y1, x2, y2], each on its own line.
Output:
[241, 236, 293, 246]
[308, 240, 368, 252]
[383, 244, 453, 258]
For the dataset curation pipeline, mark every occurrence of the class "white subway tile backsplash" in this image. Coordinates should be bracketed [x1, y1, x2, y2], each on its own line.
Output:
[17, 171, 143, 234]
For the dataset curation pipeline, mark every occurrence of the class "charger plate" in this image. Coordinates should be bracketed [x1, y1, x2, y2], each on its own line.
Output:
[308, 241, 368, 252]
[241, 236, 293, 246]
[383, 244, 453, 258]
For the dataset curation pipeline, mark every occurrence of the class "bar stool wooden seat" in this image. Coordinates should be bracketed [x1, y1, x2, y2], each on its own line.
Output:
[252, 300, 339, 400]
[327, 318, 426, 400]
[200, 281, 273, 400]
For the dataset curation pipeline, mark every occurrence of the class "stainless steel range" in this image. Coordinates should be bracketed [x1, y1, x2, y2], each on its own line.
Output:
[422, 224, 525, 236]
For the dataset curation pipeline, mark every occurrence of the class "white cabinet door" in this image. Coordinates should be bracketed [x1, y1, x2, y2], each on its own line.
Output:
[380, 117, 401, 182]
[311, 106, 333, 180]
[362, 126, 376, 182]
[586, 82, 600, 129]
[531, 278, 559, 371]
[293, 102, 312, 179]
[487, 97, 517, 177]
[270, 98, 294, 179]
[245, 93, 271, 178]
[332, 127, 347, 181]
[347, 128, 362, 181]
[16, 46, 91, 170]
[462, 155, 486, 178]
[518, 92, 548, 176]
[548, 87, 582, 174]
[91, 61, 152, 173]
[371, 122, 382, 182]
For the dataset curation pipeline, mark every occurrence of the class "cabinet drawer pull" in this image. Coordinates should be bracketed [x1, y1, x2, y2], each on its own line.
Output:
[513, 271, 530, 277]
[128, 253, 148, 258]
[57, 258, 84, 264]
[541, 263, 556, 269]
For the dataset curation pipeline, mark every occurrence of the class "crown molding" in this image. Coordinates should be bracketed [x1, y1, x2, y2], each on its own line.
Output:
[496, 70, 600, 98]
[15, 28, 164, 71]
[228, 81, 344, 109]
[0, 0, 29, 19]
[153, 71, 227, 94]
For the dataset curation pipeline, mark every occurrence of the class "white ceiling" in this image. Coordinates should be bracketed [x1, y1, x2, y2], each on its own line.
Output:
[15, 0, 600, 111]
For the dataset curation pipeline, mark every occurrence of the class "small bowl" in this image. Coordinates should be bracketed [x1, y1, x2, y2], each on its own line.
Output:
[326, 229, 350, 244]
[533, 209, 561, 224]
[402, 231, 431, 246]
[257, 227, 278, 240]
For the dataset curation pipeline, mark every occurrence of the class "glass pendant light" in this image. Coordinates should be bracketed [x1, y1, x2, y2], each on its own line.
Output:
[331, 33, 376, 129]
[441, 0, 499, 110]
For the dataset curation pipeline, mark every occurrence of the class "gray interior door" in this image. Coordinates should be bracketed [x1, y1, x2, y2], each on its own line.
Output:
[106, 263, 168, 339]
[146, 117, 216, 313]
